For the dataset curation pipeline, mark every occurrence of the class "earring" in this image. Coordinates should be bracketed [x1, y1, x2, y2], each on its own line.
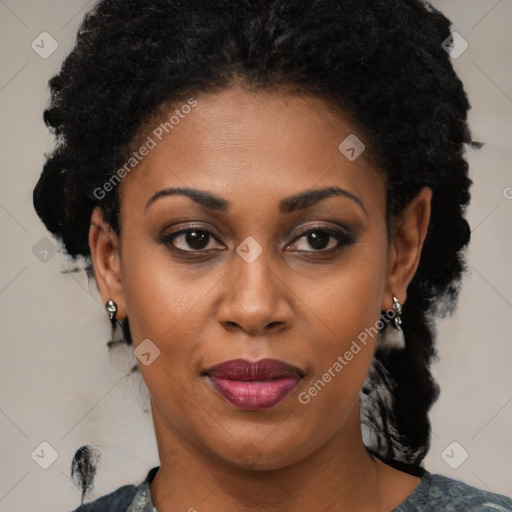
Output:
[391, 296, 402, 330]
[378, 296, 405, 351]
[105, 299, 117, 326]
[105, 299, 118, 343]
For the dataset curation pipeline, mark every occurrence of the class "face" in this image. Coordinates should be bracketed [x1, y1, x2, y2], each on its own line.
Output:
[90, 85, 430, 470]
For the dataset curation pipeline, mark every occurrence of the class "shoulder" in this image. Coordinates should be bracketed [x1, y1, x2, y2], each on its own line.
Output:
[68, 466, 159, 512]
[68, 483, 138, 512]
[396, 472, 512, 512]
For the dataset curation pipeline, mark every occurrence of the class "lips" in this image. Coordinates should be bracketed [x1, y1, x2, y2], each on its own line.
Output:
[205, 358, 304, 411]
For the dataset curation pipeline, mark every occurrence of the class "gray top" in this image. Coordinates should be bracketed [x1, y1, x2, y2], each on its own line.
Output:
[73, 466, 512, 512]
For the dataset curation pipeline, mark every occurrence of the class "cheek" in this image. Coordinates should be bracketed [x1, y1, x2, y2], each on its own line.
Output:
[119, 241, 212, 418]
[317, 242, 387, 342]
[120, 234, 209, 343]
[299, 244, 387, 406]
[118, 233, 235, 417]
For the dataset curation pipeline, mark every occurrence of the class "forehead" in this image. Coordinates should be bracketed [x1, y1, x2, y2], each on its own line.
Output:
[118, 86, 384, 216]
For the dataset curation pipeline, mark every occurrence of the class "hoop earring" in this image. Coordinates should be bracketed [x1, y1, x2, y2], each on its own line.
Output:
[378, 296, 405, 351]
[105, 299, 118, 340]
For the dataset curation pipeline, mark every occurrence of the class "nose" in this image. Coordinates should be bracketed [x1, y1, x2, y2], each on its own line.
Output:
[216, 249, 294, 337]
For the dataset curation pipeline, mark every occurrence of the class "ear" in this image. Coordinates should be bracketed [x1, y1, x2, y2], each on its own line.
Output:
[383, 187, 432, 310]
[89, 206, 126, 320]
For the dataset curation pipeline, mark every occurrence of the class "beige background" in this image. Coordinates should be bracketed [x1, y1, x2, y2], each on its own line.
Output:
[0, 1, 511, 511]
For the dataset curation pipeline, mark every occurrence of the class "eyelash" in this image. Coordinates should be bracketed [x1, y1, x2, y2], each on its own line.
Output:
[160, 225, 355, 256]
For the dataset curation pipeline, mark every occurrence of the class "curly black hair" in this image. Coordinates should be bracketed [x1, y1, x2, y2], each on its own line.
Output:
[32, 0, 475, 504]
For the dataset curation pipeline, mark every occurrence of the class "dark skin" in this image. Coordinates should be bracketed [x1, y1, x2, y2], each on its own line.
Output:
[89, 86, 432, 511]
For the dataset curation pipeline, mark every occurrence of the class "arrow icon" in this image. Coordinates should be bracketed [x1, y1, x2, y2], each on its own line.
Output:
[441, 32, 468, 59]
[32, 237, 58, 262]
[134, 339, 161, 365]
[31, 32, 59, 59]
[236, 236, 263, 263]
[338, 134, 365, 161]
[31, 441, 59, 468]
[441, 441, 468, 469]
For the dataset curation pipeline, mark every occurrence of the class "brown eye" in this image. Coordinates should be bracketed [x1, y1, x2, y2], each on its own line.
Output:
[303, 231, 331, 250]
[287, 227, 355, 253]
[163, 228, 223, 252]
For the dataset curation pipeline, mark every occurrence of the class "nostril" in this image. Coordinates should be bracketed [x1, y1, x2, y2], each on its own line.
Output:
[222, 321, 238, 332]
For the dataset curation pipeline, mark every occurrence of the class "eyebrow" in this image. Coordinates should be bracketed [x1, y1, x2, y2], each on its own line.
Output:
[145, 186, 366, 215]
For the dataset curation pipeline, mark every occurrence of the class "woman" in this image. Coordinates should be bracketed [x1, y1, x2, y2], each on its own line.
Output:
[32, 0, 512, 511]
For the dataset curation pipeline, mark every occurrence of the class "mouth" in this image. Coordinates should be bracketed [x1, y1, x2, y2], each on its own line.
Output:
[204, 358, 305, 411]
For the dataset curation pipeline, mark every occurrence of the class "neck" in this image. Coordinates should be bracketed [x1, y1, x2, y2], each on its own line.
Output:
[149, 403, 398, 512]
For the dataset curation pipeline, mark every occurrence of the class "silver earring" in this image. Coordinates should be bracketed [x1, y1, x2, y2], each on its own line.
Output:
[391, 296, 402, 330]
[105, 299, 118, 343]
[378, 296, 405, 351]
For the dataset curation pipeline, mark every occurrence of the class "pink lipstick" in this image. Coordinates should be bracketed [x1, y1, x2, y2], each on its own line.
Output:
[205, 358, 303, 410]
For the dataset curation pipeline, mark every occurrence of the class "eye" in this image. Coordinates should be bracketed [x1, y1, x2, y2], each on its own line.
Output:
[161, 225, 355, 255]
[286, 227, 354, 252]
[162, 227, 224, 252]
